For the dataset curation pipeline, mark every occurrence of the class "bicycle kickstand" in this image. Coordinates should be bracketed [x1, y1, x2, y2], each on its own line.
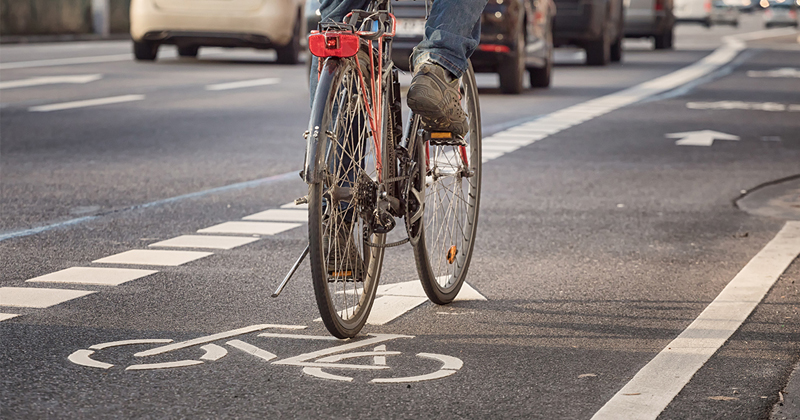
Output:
[271, 244, 309, 298]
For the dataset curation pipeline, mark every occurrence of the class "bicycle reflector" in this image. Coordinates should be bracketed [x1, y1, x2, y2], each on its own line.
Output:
[308, 32, 360, 58]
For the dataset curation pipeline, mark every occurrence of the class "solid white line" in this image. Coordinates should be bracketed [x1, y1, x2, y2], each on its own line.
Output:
[0, 74, 102, 90]
[206, 78, 280, 91]
[29, 94, 144, 112]
[592, 221, 800, 420]
[0, 54, 133, 70]
[227, 340, 278, 361]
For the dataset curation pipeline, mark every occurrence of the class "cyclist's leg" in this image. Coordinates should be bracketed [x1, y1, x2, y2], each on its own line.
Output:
[406, 0, 487, 136]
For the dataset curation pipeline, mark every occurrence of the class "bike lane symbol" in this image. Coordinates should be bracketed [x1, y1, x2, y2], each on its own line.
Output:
[68, 324, 463, 383]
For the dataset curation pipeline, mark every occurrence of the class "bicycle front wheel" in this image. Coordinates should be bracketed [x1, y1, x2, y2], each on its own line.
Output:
[308, 57, 386, 338]
[411, 62, 482, 305]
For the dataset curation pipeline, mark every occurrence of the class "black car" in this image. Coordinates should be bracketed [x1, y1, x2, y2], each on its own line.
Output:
[552, 0, 625, 65]
[306, 0, 556, 94]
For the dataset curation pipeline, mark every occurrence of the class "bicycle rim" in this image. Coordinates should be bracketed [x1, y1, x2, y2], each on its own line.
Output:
[411, 63, 482, 305]
[309, 57, 386, 338]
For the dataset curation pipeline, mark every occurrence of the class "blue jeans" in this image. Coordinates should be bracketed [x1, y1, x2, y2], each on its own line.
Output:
[310, 0, 487, 101]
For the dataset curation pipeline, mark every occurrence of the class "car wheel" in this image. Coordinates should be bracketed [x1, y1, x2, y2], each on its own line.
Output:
[654, 26, 674, 49]
[585, 22, 610, 66]
[133, 40, 158, 61]
[498, 22, 526, 94]
[610, 37, 623, 62]
[529, 25, 553, 88]
[276, 12, 302, 65]
[178, 45, 199, 58]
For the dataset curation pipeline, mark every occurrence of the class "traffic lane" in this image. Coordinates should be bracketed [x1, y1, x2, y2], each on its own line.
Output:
[0, 61, 311, 232]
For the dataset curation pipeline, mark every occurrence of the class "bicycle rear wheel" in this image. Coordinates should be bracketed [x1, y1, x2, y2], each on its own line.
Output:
[410, 62, 482, 305]
[308, 57, 387, 338]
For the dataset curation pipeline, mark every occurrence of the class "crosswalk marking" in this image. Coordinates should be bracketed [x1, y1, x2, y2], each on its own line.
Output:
[243, 209, 308, 222]
[26, 267, 158, 286]
[0, 287, 96, 308]
[149, 235, 259, 250]
[93, 250, 212, 266]
[198, 221, 301, 236]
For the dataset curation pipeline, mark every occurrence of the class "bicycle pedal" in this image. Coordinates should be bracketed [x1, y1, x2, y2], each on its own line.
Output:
[424, 131, 467, 146]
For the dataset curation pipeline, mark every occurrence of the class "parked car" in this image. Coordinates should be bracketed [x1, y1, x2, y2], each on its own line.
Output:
[711, 0, 740, 25]
[764, 0, 799, 27]
[306, 0, 555, 94]
[623, 0, 676, 49]
[552, 0, 625, 65]
[130, 0, 306, 63]
[674, 0, 712, 26]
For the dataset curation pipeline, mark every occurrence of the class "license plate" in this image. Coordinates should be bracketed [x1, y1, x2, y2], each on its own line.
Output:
[396, 19, 426, 37]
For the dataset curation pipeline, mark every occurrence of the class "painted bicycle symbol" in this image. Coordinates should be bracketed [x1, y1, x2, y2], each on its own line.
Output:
[68, 324, 463, 383]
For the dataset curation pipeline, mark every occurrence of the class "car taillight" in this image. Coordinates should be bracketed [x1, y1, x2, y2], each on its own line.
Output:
[308, 32, 360, 58]
[790, 10, 797, 18]
[704, 0, 712, 11]
[655, 0, 664, 11]
[478, 44, 511, 52]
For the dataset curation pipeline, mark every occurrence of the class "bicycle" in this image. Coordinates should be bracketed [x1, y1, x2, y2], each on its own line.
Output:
[280, 0, 482, 339]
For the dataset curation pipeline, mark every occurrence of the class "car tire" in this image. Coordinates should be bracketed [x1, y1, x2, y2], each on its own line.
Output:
[133, 41, 158, 61]
[610, 37, 623, 62]
[178, 45, 199, 58]
[529, 25, 553, 88]
[654, 27, 674, 50]
[498, 24, 526, 94]
[585, 23, 610, 66]
[276, 12, 302, 65]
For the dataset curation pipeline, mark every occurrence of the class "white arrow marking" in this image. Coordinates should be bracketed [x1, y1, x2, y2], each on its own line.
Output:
[666, 130, 740, 147]
[0, 74, 102, 90]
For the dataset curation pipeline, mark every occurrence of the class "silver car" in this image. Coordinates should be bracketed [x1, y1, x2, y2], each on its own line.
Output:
[764, 0, 799, 27]
[623, 0, 676, 49]
[711, 0, 740, 25]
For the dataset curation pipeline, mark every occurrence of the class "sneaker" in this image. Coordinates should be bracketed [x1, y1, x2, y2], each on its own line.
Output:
[406, 62, 469, 137]
[323, 222, 363, 281]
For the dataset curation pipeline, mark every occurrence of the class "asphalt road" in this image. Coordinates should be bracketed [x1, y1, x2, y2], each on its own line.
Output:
[2, 13, 799, 419]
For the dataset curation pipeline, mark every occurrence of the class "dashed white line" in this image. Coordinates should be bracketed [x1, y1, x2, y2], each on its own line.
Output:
[93, 249, 212, 266]
[205, 78, 281, 91]
[0, 313, 20, 322]
[592, 221, 800, 420]
[26, 267, 158, 286]
[148, 235, 260, 250]
[243, 209, 308, 223]
[0, 74, 103, 90]
[29, 94, 144, 112]
[0, 287, 96, 308]
[197, 221, 301, 236]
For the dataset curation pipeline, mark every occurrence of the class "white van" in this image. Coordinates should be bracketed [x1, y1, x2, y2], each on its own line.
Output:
[674, 0, 713, 26]
[130, 0, 306, 63]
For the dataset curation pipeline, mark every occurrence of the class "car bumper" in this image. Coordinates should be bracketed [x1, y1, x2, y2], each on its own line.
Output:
[552, 0, 604, 44]
[130, 0, 299, 46]
[624, 11, 673, 36]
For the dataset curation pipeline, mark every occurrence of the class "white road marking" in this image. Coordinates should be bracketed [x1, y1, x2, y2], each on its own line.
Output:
[206, 78, 280, 91]
[89, 339, 173, 350]
[371, 353, 462, 383]
[374, 345, 387, 366]
[126, 360, 203, 370]
[148, 235, 259, 250]
[0, 313, 20, 322]
[0, 287, 95, 308]
[242, 209, 308, 223]
[26, 267, 158, 286]
[302, 367, 354, 381]
[357, 280, 486, 325]
[746, 67, 800, 78]
[135, 324, 305, 357]
[0, 54, 133, 70]
[226, 339, 278, 361]
[29, 94, 144, 112]
[666, 130, 740, 146]
[281, 201, 309, 209]
[273, 334, 413, 368]
[199, 344, 228, 361]
[258, 333, 340, 341]
[687, 101, 800, 112]
[0, 74, 102, 90]
[592, 221, 800, 420]
[68, 350, 113, 369]
[197, 221, 301, 236]
[93, 249, 212, 266]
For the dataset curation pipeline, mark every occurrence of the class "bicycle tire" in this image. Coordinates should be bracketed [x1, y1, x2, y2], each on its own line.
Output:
[410, 62, 482, 305]
[308, 56, 389, 338]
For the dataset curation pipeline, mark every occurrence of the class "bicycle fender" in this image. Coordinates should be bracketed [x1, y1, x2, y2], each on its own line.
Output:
[304, 57, 341, 185]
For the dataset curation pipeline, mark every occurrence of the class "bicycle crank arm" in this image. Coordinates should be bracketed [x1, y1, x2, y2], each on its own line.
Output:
[271, 245, 310, 298]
